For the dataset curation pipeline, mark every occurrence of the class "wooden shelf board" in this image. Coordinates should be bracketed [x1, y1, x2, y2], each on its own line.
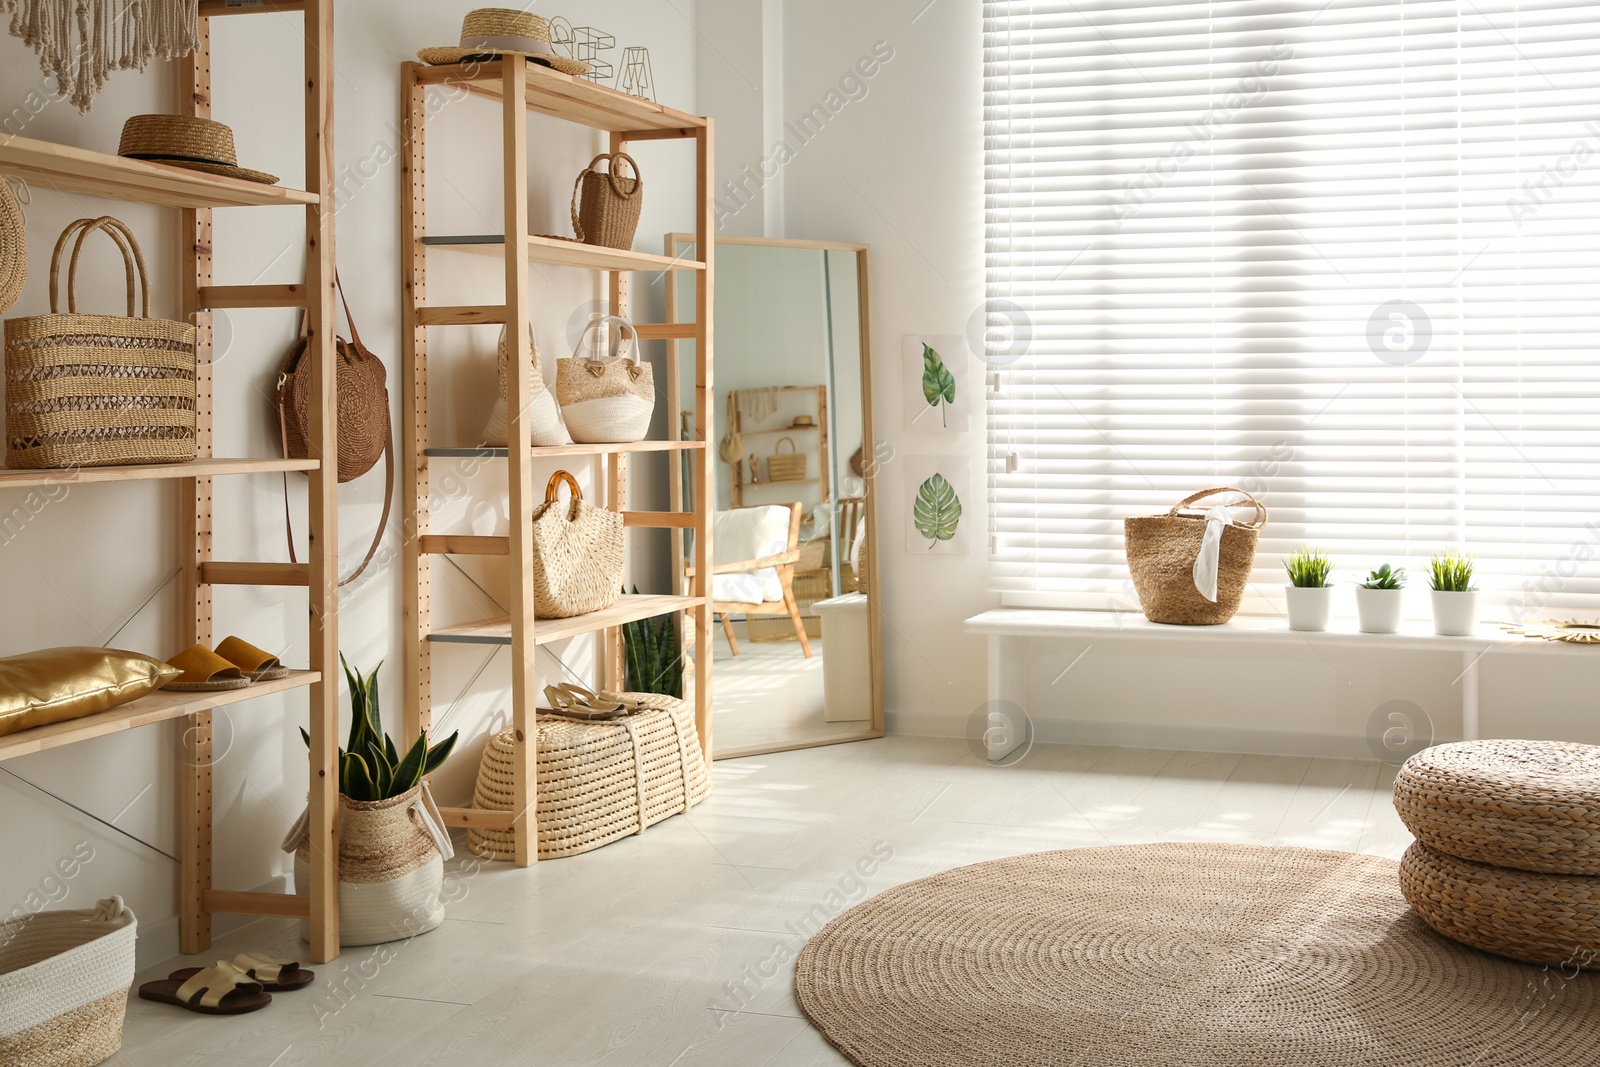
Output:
[429, 595, 704, 647]
[413, 58, 706, 132]
[423, 234, 704, 272]
[0, 135, 318, 209]
[426, 441, 705, 459]
[0, 457, 318, 489]
[738, 426, 821, 435]
[743, 477, 819, 486]
[0, 671, 320, 762]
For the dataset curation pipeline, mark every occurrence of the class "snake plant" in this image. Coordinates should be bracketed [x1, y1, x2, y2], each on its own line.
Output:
[622, 592, 683, 698]
[300, 655, 457, 802]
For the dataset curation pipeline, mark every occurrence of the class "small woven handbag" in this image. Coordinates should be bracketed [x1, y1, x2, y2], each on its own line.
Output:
[767, 437, 807, 482]
[531, 470, 624, 618]
[555, 315, 654, 443]
[4, 215, 196, 469]
[1124, 487, 1267, 625]
[571, 152, 643, 249]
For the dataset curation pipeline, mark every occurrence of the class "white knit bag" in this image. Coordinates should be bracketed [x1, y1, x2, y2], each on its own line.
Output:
[482, 323, 572, 447]
[0, 897, 136, 1067]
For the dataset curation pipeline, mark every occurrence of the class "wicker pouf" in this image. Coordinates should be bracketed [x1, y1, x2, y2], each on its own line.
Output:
[1400, 841, 1600, 969]
[468, 693, 710, 861]
[1394, 739, 1600, 875]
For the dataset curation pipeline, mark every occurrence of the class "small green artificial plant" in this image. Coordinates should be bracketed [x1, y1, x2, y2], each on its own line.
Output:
[621, 591, 683, 698]
[301, 655, 458, 802]
[1360, 564, 1406, 590]
[1283, 547, 1334, 588]
[1428, 550, 1477, 592]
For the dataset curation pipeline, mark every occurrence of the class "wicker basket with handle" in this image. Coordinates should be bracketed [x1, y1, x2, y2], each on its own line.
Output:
[4, 216, 196, 469]
[571, 152, 643, 250]
[0, 897, 136, 1067]
[1124, 487, 1267, 625]
[767, 436, 807, 482]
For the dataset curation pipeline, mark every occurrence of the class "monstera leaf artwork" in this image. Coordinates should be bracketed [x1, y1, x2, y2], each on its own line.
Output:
[922, 343, 956, 427]
[913, 472, 962, 548]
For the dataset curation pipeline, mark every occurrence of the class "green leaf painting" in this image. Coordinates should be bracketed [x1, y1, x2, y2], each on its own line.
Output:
[913, 472, 962, 548]
[921, 343, 956, 427]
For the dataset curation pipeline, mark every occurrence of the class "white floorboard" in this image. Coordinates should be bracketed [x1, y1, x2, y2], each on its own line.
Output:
[116, 737, 1416, 1066]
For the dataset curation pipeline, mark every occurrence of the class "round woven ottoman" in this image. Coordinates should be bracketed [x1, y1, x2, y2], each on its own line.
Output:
[1400, 841, 1600, 969]
[1393, 739, 1600, 875]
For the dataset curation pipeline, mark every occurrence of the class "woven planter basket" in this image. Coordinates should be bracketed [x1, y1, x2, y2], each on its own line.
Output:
[1124, 487, 1267, 625]
[468, 693, 711, 861]
[1394, 739, 1600, 875]
[4, 216, 196, 470]
[288, 785, 451, 946]
[1400, 841, 1600, 970]
[0, 897, 135, 1067]
[571, 152, 642, 250]
[767, 437, 807, 482]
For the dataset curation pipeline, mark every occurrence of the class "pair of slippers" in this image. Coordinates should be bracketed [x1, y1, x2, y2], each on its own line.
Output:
[164, 637, 290, 693]
[138, 952, 314, 1016]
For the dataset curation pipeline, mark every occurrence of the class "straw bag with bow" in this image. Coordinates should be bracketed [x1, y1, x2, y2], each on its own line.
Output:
[531, 470, 625, 618]
[555, 315, 654, 443]
[1124, 487, 1268, 625]
[275, 276, 392, 584]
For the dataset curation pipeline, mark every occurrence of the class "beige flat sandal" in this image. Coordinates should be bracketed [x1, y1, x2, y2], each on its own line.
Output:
[541, 683, 643, 720]
[169, 951, 313, 992]
[138, 961, 271, 1015]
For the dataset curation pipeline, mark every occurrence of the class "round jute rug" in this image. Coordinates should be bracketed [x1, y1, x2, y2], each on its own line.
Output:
[793, 842, 1600, 1067]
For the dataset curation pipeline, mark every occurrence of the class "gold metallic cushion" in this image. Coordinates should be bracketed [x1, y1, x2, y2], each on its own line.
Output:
[0, 647, 180, 738]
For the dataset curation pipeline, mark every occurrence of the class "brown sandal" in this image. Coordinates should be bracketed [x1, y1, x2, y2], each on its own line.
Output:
[138, 962, 271, 1015]
[169, 952, 313, 992]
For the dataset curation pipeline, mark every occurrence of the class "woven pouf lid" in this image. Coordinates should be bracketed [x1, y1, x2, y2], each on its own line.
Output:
[1394, 739, 1600, 874]
[117, 114, 278, 185]
[0, 176, 23, 314]
[795, 843, 1600, 1067]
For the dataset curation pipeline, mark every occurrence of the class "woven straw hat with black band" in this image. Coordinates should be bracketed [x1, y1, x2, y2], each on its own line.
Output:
[418, 8, 591, 75]
[117, 115, 278, 185]
[0, 176, 24, 314]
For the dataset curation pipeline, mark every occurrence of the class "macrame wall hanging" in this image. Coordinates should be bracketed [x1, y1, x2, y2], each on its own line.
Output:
[2, 0, 198, 111]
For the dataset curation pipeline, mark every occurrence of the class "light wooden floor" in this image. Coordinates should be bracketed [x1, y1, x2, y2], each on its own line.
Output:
[713, 633, 846, 750]
[112, 736, 1414, 1066]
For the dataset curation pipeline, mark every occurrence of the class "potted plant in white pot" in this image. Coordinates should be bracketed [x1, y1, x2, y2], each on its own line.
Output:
[1356, 564, 1406, 633]
[1429, 550, 1478, 636]
[1283, 546, 1335, 631]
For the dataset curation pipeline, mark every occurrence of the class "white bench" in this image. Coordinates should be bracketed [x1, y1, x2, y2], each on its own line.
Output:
[964, 608, 1590, 762]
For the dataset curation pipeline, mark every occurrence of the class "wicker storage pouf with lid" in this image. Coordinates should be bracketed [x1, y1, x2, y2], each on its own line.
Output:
[0, 897, 136, 1067]
[468, 691, 710, 860]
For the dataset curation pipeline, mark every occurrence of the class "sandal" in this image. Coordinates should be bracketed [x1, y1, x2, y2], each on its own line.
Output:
[138, 961, 272, 1015]
[162, 644, 251, 692]
[169, 951, 313, 992]
[541, 683, 642, 721]
[214, 636, 290, 682]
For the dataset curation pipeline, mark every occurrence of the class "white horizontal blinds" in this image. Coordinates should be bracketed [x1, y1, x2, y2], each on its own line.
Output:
[985, 0, 1600, 610]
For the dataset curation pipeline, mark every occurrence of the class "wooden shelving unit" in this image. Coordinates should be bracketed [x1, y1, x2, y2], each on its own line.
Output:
[400, 58, 714, 867]
[0, 0, 341, 961]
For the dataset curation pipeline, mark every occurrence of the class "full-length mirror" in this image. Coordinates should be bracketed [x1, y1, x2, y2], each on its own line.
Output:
[665, 236, 880, 756]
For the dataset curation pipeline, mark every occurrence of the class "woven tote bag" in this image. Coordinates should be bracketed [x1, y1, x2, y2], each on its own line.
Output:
[0, 175, 24, 315]
[286, 783, 452, 947]
[1124, 487, 1267, 625]
[530, 470, 624, 618]
[555, 315, 654, 443]
[467, 692, 711, 861]
[767, 437, 807, 482]
[4, 215, 196, 469]
[481, 322, 571, 447]
[571, 152, 643, 249]
[0, 897, 136, 1067]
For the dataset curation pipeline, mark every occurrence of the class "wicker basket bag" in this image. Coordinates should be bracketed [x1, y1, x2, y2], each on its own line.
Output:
[555, 315, 653, 443]
[531, 470, 624, 618]
[1124, 487, 1267, 625]
[767, 437, 806, 482]
[4, 216, 196, 469]
[572, 152, 643, 249]
[0, 897, 136, 1067]
[468, 690, 711, 861]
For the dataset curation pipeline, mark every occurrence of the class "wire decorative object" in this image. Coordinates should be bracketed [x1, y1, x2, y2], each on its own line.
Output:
[1502, 620, 1600, 644]
[617, 46, 656, 101]
[549, 17, 615, 83]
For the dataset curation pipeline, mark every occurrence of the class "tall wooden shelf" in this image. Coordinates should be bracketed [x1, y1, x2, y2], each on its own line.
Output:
[400, 58, 714, 867]
[0, 1, 341, 961]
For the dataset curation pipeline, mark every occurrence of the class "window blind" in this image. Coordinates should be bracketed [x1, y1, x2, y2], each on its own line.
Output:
[984, 0, 1600, 618]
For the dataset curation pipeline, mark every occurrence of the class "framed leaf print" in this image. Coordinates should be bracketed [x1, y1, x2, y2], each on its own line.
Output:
[903, 334, 970, 433]
[904, 455, 971, 555]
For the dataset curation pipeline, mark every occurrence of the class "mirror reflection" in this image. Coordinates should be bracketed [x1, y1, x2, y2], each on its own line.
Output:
[666, 237, 877, 754]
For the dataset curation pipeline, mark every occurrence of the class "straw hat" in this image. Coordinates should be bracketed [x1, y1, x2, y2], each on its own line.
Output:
[0, 176, 24, 314]
[418, 9, 591, 75]
[117, 115, 278, 185]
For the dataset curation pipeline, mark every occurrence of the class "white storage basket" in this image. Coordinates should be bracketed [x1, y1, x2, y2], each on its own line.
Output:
[0, 897, 136, 1067]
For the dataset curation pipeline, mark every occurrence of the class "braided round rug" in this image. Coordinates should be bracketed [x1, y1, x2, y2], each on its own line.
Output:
[793, 842, 1600, 1067]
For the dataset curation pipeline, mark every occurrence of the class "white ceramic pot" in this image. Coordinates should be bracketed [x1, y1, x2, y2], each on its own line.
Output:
[1431, 589, 1479, 637]
[1284, 585, 1333, 632]
[1356, 587, 1405, 634]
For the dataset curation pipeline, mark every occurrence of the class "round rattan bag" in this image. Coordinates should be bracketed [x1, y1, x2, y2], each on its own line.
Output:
[1, 176, 26, 314]
[1125, 487, 1268, 625]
